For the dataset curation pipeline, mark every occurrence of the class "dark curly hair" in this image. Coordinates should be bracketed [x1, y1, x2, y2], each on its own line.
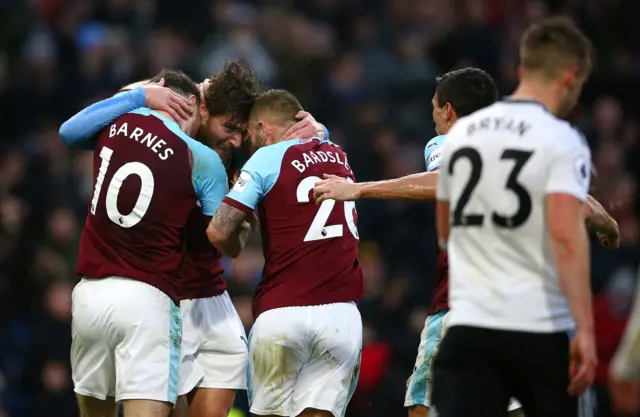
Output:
[203, 60, 263, 127]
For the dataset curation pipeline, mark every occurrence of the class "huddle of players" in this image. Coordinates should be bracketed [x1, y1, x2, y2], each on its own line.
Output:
[314, 16, 620, 417]
[60, 62, 363, 417]
[59, 14, 622, 417]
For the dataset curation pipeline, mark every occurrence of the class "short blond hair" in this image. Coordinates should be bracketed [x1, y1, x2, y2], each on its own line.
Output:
[520, 16, 593, 79]
[249, 89, 304, 126]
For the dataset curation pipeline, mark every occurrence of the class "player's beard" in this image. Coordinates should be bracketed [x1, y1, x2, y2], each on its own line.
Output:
[252, 127, 267, 151]
[557, 82, 583, 118]
[556, 94, 577, 118]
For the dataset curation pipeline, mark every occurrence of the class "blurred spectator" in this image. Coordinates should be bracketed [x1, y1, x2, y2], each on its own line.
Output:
[0, 0, 639, 416]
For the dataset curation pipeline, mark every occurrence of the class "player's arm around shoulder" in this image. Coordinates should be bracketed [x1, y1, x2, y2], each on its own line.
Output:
[206, 147, 274, 256]
[58, 87, 147, 149]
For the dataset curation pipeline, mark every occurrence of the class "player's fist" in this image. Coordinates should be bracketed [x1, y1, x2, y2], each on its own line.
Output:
[597, 232, 619, 249]
[568, 329, 597, 396]
[313, 174, 361, 204]
[283, 111, 326, 141]
[143, 78, 195, 122]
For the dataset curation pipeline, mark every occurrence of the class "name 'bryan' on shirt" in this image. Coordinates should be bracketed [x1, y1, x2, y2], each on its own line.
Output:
[291, 149, 350, 173]
[108, 121, 174, 161]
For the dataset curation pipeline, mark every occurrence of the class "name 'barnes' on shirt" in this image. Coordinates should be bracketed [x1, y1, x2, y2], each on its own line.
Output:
[108, 120, 175, 161]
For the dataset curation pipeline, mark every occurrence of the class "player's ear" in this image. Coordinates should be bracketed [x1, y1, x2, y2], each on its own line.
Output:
[560, 65, 578, 88]
[444, 103, 455, 123]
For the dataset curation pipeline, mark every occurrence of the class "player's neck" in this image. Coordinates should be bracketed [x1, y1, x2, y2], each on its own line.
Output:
[510, 80, 561, 116]
[156, 110, 195, 136]
[272, 122, 295, 145]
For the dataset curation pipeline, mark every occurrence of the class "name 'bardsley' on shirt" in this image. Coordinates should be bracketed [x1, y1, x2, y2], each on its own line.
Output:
[291, 149, 350, 173]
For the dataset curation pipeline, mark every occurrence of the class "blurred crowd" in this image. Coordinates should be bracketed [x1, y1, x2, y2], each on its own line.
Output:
[1, 0, 640, 416]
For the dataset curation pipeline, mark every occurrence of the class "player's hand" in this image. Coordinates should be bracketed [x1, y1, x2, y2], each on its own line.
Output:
[568, 329, 597, 396]
[597, 232, 619, 250]
[609, 375, 640, 415]
[283, 111, 325, 141]
[313, 174, 360, 204]
[143, 78, 194, 122]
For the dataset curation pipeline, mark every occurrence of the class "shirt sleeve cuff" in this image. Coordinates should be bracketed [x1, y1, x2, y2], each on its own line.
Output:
[223, 196, 254, 214]
[130, 87, 147, 108]
[320, 123, 330, 141]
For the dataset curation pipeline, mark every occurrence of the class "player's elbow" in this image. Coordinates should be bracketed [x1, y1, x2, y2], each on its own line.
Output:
[58, 120, 77, 145]
[546, 193, 585, 257]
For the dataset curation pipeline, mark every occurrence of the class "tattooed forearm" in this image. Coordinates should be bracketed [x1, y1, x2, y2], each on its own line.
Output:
[207, 202, 249, 243]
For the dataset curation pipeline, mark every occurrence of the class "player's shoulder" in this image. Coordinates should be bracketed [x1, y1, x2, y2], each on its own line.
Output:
[425, 135, 446, 153]
[424, 135, 446, 171]
[539, 117, 590, 156]
[245, 139, 303, 173]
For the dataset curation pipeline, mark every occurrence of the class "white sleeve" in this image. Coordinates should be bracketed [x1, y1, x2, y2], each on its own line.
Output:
[436, 139, 452, 201]
[545, 137, 591, 201]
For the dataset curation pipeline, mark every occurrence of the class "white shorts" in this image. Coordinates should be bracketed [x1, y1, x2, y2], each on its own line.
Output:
[178, 291, 248, 395]
[247, 302, 362, 417]
[71, 277, 182, 404]
[405, 310, 521, 411]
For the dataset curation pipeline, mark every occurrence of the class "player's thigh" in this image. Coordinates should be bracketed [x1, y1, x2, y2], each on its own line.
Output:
[178, 298, 205, 397]
[248, 307, 309, 416]
[508, 331, 583, 417]
[122, 399, 173, 417]
[431, 326, 510, 417]
[405, 310, 449, 409]
[293, 302, 363, 417]
[71, 278, 118, 400]
[188, 388, 236, 417]
[110, 278, 183, 405]
[172, 395, 190, 417]
[196, 292, 248, 391]
[76, 394, 117, 417]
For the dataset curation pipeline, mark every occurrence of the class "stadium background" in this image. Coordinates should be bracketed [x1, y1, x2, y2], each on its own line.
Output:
[0, 0, 639, 416]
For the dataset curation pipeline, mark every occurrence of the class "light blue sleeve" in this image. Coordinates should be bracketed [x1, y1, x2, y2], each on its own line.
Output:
[226, 141, 294, 211]
[320, 123, 330, 141]
[58, 87, 146, 150]
[424, 135, 446, 172]
[190, 142, 228, 216]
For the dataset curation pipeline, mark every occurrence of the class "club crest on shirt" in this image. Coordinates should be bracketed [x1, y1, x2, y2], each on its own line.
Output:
[233, 172, 252, 192]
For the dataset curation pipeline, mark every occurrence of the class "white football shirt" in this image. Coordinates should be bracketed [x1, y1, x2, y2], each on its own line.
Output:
[436, 99, 592, 333]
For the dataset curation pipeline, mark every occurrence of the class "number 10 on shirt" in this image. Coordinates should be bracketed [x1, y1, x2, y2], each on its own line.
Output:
[91, 146, 155, 228]
[297, 176, 359, 242]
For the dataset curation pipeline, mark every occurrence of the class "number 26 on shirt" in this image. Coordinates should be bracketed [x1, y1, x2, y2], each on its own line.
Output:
[296, 176, 359, 242]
